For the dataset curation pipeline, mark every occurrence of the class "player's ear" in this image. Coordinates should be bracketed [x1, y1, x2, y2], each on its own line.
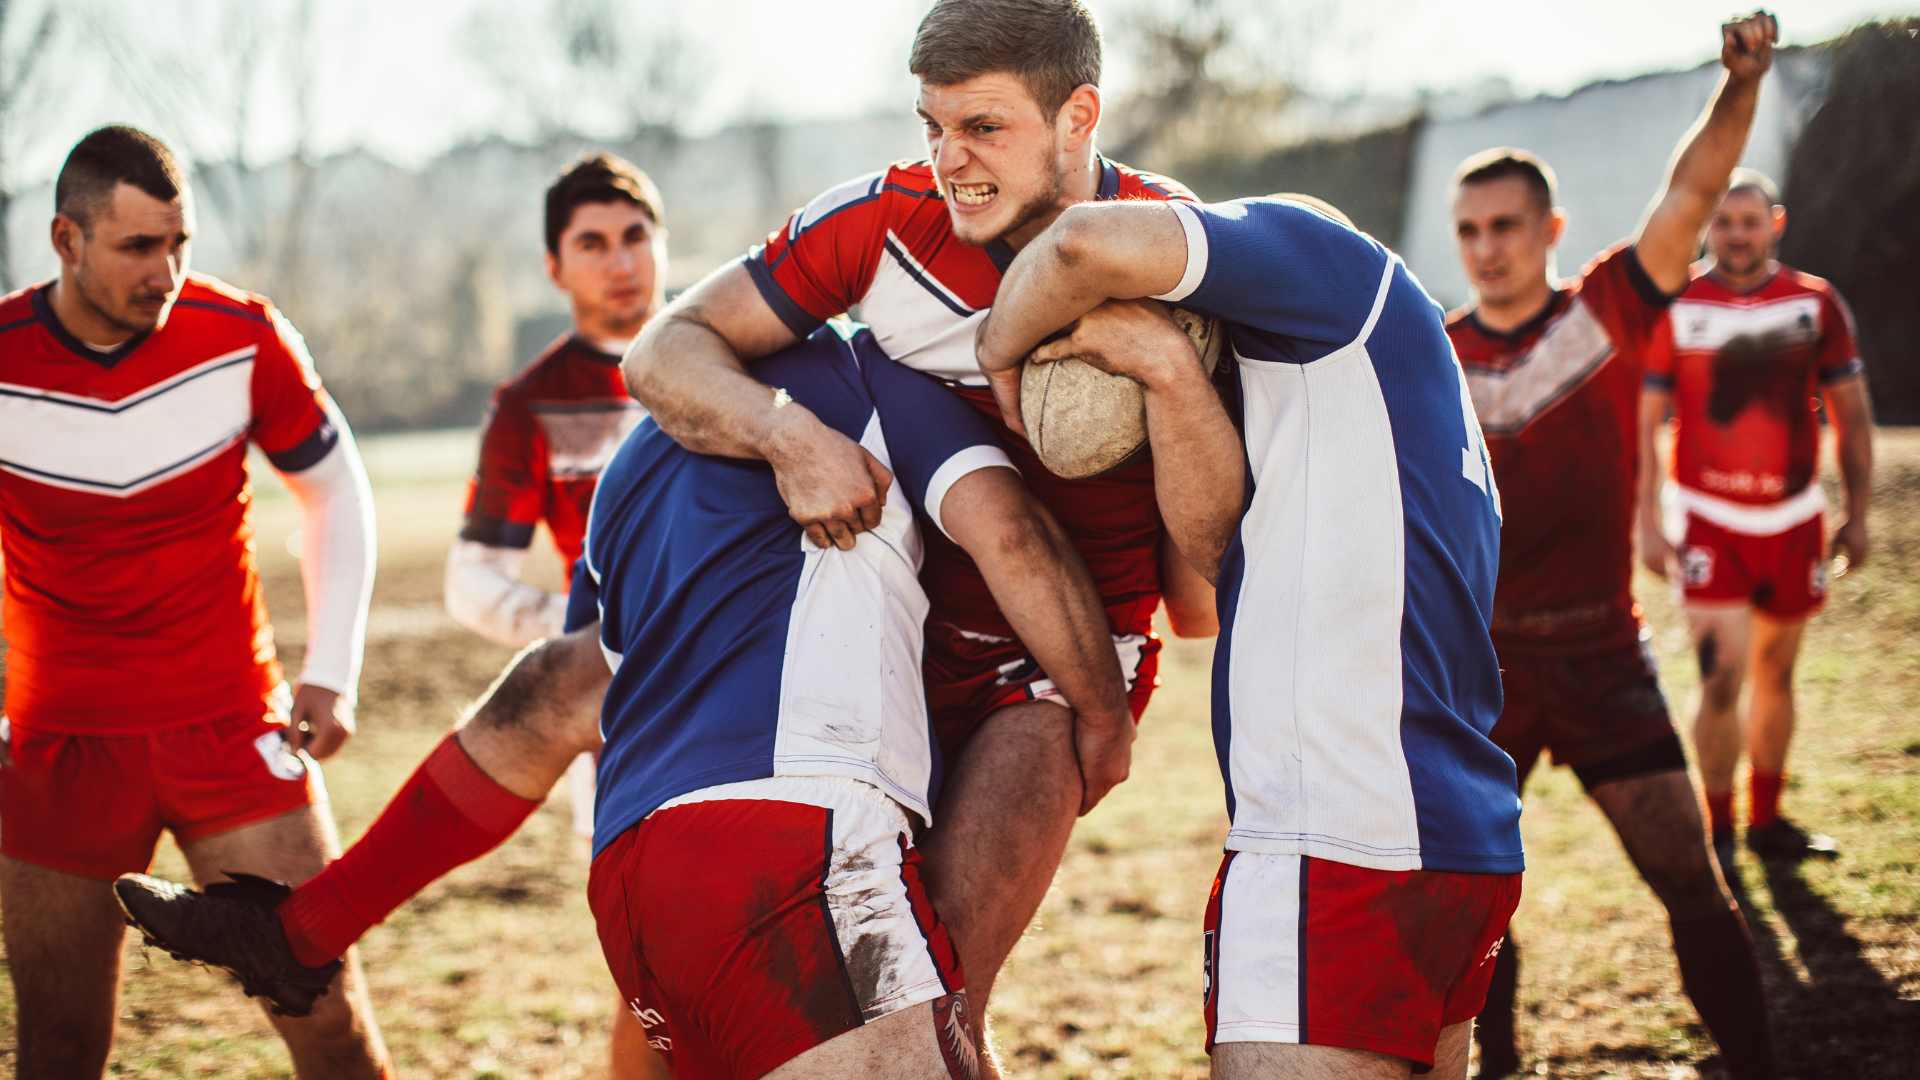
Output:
[50, 213, 82, 265]
[1057, 84, 1100, 152]
[1546, 207, 1568, 246]
[545, 250, 563, 289]
[1771, 205, 1787, 239]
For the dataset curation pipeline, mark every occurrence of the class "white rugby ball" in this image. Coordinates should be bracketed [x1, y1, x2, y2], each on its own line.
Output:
[1020, 305, 1224, 479]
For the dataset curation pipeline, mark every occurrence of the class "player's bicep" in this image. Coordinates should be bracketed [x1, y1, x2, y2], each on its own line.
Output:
[462, 396, 544, 547]
[1633, 187, 1713, 296]
[1822, 374, 1873, 436]
[671, 258, 806, 363]
[250, 310, 339, 470]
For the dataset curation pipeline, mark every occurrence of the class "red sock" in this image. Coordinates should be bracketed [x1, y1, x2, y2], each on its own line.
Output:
[1750, 771, 1785, 830]
[1704, 790, 1735, 840]
[278, 735, 540, 966]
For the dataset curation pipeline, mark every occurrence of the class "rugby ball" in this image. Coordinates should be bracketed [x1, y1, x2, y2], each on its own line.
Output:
[1020, 306, 1223, 479]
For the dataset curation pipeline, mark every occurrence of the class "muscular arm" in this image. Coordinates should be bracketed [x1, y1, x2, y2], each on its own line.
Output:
[939, 467, 1134, 813]
[1637, 386, 1677, 578]
[1634, 12, 1778, 292]
[1825, 376, 1875, 568]
[1159, 535, 1219, 638]
[976, 201, 1245, 582]
[622, 261, 889, 550]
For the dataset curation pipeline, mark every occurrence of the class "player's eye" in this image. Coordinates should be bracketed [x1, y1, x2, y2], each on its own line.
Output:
[974, 124, 1000, 136]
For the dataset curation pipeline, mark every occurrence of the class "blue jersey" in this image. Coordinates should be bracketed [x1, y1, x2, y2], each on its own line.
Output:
[1154, 198, 1523, 874]
[569, 325, 1014, 856]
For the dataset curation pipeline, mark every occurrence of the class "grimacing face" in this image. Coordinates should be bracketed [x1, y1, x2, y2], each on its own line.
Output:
[1706, 188, 1782, 278]
[917, 72, 1069, 247]
[1452, 175, 1560, 310]
[59, 182, 191, 338]
[546, 200, 664, 333]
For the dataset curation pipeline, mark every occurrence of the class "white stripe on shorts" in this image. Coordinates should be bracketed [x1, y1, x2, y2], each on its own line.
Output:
[1213, 851, 1307, 1045]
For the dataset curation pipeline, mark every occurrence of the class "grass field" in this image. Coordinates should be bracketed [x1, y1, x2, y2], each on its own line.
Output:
[1, 427, 1916, 1078]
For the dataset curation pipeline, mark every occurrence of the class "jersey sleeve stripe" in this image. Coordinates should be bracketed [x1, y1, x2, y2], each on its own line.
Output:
[1621, 246, 1680, 308]
[742, 252, 828, 338]
[265, 417, 340, 473]
[1818, 357, 1866, 383]
[1152, 201, 1209, 304]
[1643, 370, 1676, 390]
[172, 297, 270, 324]
[922, 445, 1017, 542]
[460, 514, 538, 549]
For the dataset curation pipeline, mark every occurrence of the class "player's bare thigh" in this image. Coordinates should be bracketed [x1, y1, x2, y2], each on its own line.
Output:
[1684, 603, 1753, 701]
[0, 855, 129, 1078]
[766, 992, 993, 1080]
[178, 805, 386, 1062]
[1588, 769, 1731, 917]
[1211, 1021, 1471, 1080]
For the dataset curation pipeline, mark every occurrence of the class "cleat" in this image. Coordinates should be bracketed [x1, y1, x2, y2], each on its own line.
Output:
[1745, 818, 1839, 862]
[114, 872, 342, 1017]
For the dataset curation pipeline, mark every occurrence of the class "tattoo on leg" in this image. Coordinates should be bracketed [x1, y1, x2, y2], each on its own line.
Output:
[933, 992, 982, 1080]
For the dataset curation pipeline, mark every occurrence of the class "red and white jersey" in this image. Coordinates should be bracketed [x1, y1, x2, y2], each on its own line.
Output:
[1645, 266, 1862, 531]
[459, 335, 643, 567]
[1449, 243, 1675, 654]
[745, 158, 1193, 637]
[0, 276, 337, 734]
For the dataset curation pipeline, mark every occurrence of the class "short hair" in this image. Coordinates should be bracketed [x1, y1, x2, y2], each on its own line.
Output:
[54, 125, 185, 230]
[543, 153, 664, 256]
[910, 0, 1102, 118]
[1725, 167, 1781, 207]
[1453, 147, 1558, 215]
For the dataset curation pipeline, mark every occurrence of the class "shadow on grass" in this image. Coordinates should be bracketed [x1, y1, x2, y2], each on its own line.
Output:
[1723, 857, 1920, 1080]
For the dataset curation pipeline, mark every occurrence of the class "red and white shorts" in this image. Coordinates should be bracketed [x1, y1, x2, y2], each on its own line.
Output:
[0, 688, 324, 880]
[924, 595, 1162, 758]
[1678, 509, 1826, 619]
[588, 776, 964, 1080]
[1203, 851, 1521, 1070]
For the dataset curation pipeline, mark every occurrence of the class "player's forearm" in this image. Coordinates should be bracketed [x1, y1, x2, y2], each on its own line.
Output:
[966, 492, 1130, 724]
[1636, 392, 1671, 532]
[1140, 366, 1244, 584]
[281, 416, 377, 699]
[444, 540, 567, 648]
[978, 203, 1186, 375]
[624, 306, 826, 463]
[1639, 71, 1763, 287]
[1835, 413, 1874, 521]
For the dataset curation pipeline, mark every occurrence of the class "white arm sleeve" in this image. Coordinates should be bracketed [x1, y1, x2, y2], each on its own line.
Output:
[275, 406, 376, 701]
[444, 539, 568, 648]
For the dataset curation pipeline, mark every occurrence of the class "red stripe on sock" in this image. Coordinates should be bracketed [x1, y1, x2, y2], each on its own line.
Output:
[279, 734, 540, 966]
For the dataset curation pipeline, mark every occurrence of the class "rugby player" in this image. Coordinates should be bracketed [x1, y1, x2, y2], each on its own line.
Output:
[621, 0, 1214, 1028]
[1637, 169, 1873, 862]
[0, 127, 387, 1077]
[580, 322, 1132, 1079]
[442, 151, 665, 1078]
[975, 194, 1523, 1079]
[1445, 13, 1780, 1077]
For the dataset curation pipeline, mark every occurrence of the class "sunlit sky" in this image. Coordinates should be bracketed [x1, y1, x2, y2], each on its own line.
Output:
[16, 0, 1909, 179]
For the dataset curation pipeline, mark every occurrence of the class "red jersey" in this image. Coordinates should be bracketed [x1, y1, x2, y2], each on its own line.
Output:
[746, 158, 1193, 636]
[1449, 243, 1675, 654]
[459, 335, 643, 567]
[1645, 266, 1862, 511]
[0, 276, 337, 734]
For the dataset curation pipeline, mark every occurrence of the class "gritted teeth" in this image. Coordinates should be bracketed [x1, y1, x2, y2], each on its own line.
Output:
[951, 182, 997, 206]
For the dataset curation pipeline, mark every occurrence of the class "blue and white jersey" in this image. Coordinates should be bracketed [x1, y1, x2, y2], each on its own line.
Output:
[1154, 198, 1523, 875]
[569, 325, 1015, 856]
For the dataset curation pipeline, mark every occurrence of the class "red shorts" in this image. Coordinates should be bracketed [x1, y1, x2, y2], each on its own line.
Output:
[1203, 851, 1521, 1069]
[1493, 641, 1675, 779]
[588, 777, 964, 1080]
[0, 697, 323, 880]
[924, 596, 1161, 757]
[1678, 511, 1827, 619]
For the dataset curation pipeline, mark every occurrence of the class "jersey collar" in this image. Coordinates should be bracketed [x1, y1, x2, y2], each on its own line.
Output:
[1466, 288, 1569, 344]
[33, 283, 152, 369]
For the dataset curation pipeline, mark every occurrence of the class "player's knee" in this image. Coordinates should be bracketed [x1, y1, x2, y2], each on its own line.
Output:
[1698, 661, 1745, 712]
[1641, 848, 1729, 917]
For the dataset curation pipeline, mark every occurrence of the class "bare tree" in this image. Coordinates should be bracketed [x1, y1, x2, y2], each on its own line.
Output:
[0, 0, 61, 291]
[462, 0, 705, 142]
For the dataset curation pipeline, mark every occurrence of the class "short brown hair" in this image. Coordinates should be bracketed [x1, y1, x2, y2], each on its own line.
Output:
[1453, 147, 1558, 215]
[910, 0, 1101, 118]
[1726, 167, 1781, 206]
[544, 153, 664, 256]
[55, 125, 185, 230]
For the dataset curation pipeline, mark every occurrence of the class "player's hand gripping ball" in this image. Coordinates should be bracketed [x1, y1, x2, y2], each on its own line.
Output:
[1020, 304, 1223, 479]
